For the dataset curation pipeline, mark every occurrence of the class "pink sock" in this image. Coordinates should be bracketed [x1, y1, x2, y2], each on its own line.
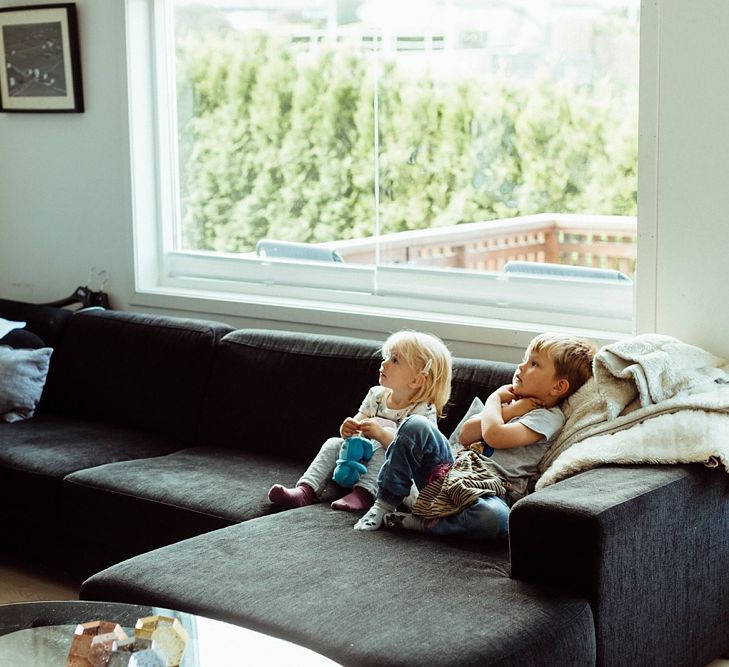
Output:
[331, 487, 374, 512]
[268, 483, 315, 508]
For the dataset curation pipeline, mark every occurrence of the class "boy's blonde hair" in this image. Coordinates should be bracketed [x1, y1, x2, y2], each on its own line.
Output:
[382, 330, 452, 417]
[528, 333, 596, 399]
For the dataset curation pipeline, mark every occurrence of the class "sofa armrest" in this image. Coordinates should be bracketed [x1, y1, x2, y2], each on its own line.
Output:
[509, 464, 729, 667]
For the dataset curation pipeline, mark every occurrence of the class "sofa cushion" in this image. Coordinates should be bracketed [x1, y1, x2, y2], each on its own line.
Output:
[82, 506, 596, 667]
[0, 346, 52, 422]
[61, 447, 313, 569]
[41, 310, 234, 444]
[63, 446, 371, 572]
[0, 414, 182, 477]
[198, 330, 383, 460]
[65, 446, 306, 523]
[0, 413, 190, 575]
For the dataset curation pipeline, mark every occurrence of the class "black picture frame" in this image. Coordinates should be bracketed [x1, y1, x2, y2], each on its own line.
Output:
[0, 3, 83, 113]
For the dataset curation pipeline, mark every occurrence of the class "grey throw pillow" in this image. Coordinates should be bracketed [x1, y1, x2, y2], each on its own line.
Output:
[0, 345, 53, 422]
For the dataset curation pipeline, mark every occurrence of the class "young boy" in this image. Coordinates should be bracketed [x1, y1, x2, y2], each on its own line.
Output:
[353, 333, 595, 541]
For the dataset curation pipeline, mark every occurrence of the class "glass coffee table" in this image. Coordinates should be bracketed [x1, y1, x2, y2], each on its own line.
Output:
[0, 600, 341, 665]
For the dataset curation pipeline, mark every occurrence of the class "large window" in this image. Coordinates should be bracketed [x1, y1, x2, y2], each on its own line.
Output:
[129, 0, 639, 336]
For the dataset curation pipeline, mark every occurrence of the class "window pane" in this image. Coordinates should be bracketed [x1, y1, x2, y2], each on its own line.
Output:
[171, 0, 638, 282]
[174, 1, 377, 255]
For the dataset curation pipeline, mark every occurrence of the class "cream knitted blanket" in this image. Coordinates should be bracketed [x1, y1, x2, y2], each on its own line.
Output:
[537, 334, 729, 489]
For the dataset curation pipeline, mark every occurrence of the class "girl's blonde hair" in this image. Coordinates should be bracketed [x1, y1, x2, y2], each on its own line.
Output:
[382, 330, 453, 417]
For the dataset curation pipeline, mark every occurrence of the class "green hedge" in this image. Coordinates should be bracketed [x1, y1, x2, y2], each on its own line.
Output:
[175, 33, 637, 253]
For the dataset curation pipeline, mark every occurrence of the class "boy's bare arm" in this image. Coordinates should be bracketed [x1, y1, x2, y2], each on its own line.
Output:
[480, 385, 544, 449]
[458, 415, 484, 447]
[458, 387, 544, 449]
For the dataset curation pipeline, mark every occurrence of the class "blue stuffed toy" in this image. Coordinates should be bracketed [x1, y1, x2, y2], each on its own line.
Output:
[333, 436, 375, 488]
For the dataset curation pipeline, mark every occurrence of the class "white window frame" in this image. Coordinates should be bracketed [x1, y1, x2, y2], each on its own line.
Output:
[126, 0, 646, 352]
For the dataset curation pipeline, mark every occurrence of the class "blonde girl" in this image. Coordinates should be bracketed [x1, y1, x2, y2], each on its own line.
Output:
[267, 330, 452, 512]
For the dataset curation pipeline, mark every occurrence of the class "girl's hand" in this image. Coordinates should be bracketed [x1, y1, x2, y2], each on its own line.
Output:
[358, 418, 396, 447]
[357, 418, 383, 441]
[340, 417, 361, 438]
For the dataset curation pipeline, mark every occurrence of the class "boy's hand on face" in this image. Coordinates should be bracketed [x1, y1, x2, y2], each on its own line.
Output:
[494, 384, 517, 403]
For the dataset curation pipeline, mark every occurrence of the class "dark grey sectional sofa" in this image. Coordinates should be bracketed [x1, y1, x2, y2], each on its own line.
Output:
[0, 297, 727, 667]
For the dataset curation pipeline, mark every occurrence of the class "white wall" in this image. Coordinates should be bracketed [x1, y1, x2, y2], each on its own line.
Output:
[650, 0, 729, 358]
[1, 0, 728, 361]
[0, 1, 133, 305]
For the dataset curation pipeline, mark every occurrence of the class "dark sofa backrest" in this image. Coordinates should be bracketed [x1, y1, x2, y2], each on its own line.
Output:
[197, 330, 383, 461]
[198, 329, 517, 461]
[41, 309, 234, 443]
[0, 297, 73, 348]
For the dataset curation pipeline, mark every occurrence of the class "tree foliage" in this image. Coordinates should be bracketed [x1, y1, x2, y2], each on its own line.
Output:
[175, 33, 637, 253]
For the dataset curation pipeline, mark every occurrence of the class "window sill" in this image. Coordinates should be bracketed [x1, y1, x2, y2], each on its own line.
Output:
[130, 286, 626, 362]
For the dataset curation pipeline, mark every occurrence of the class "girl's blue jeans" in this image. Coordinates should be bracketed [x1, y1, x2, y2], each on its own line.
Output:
[377, 415, 509, 542]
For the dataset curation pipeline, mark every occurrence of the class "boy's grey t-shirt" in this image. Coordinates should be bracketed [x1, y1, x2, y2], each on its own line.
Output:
[486, 406, 565, 502]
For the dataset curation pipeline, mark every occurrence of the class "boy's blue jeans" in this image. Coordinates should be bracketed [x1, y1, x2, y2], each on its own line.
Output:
[377, 415, 509, 542]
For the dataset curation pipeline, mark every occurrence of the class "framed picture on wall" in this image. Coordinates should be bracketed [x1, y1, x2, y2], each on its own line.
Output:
[0, 3, 83, 113]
